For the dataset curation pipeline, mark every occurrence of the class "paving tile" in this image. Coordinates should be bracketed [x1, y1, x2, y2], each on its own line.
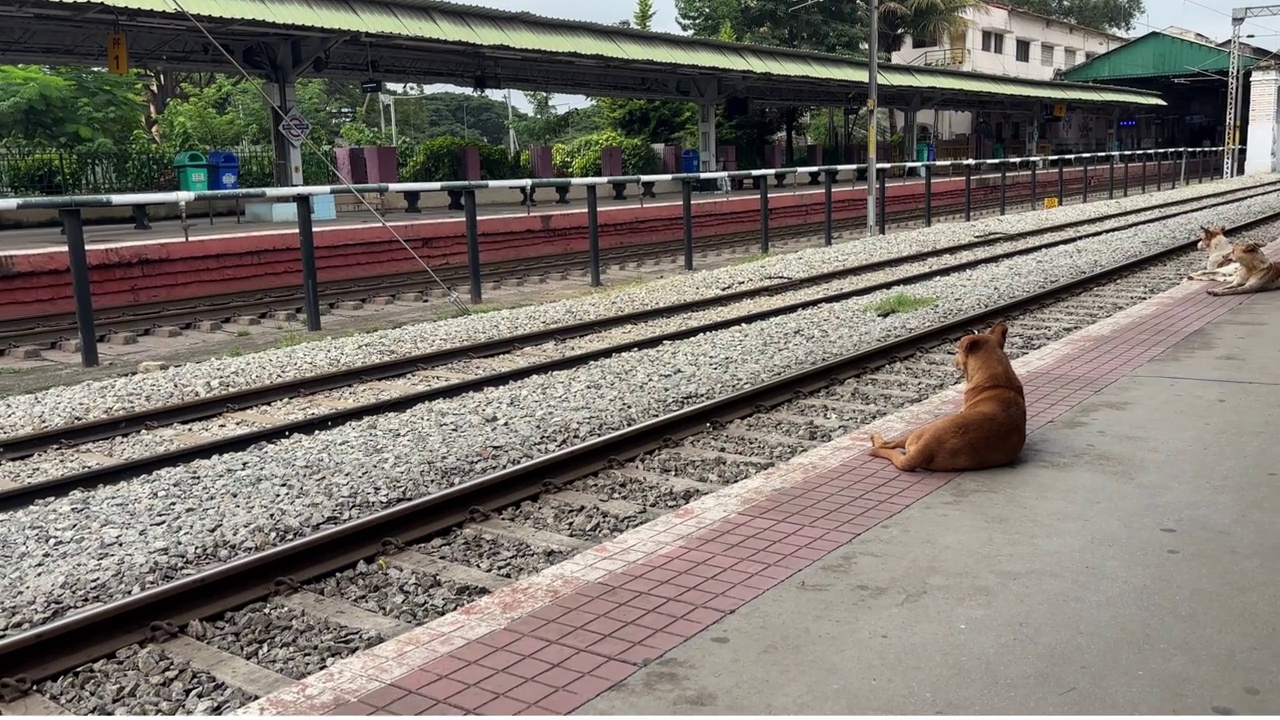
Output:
[507, 680, 557, 705]
[447, 687, 499, 712]
[476, 671, 525, 695]
[476, 696, 532, 716]
[383, 694, 439, 715]
[358, 686, 408, 709]
[328, 701, 377, 716]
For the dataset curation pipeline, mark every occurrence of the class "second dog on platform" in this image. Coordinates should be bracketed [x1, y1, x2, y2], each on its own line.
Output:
[868, 322, 1026, 472]
[1206, 241, 1280, 296]
[1186, 225, 1238, 282]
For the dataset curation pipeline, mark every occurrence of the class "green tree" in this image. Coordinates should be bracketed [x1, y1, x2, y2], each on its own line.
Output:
[675, 0, 867, 57]
[0, 65, 146, 148]
[513, 91, 572, 146]
[594, 0, 698, 146]
[633, 0, 656, 29]
[373, 90, 521, 145]
[876, 0, 983, 54]
[1007, 0, 1144, 32]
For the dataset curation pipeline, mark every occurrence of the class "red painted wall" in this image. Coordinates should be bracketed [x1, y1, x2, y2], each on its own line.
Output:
[0, 164, 1183, 320]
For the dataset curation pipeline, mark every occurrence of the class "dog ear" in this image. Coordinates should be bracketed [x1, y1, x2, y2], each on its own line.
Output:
[988, 322, 1008, 348]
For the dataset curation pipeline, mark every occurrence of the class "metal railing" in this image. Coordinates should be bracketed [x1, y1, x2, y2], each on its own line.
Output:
[905, 47, 969, 67]
[0, 146, 1240, 369]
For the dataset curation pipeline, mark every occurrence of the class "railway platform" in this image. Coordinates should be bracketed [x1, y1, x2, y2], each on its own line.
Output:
[0, 161, 1185, 322]
[234, 242, 1280, 716]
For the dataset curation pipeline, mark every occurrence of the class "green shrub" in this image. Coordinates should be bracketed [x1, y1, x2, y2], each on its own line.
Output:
[404, 136, 516, 182]
[552, 131, 660, 178]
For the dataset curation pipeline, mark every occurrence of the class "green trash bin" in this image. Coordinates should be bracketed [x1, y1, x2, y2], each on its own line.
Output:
[173, 150, 209, 192]
[915, 142, 929, 176]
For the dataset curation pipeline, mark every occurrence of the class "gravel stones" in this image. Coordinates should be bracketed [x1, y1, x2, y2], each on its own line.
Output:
[498, 499, 649, 541]
[415, 528, 568, 580]
[185, 601, 383, 681]
[687, 432, 814, 463]
[1, 176, 1272, 437]
[630, 448, 776, 485]
[36, 645, 252, 716]
[304, 560, 487, 626]
[573, 471, 709, 509]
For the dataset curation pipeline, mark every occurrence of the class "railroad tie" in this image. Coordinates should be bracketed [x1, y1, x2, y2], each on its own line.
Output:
[543, 489, 655, 519]
[277, 591, 416, 639]
[383, 551, 510, 592]
[0, 692, 72, 715]
[473, 519, 588, 553]
[157, 635, 295, 699]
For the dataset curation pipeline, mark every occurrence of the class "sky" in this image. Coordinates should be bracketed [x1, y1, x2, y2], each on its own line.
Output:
[422, 0, 1280, 112]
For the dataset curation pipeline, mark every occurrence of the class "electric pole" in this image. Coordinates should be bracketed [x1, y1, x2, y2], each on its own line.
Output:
[867, 0, 879, 236]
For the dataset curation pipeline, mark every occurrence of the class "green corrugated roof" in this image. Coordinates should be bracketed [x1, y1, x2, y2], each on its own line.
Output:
[54, 0, 1164, 105]
[1065, 30, 1266, 82]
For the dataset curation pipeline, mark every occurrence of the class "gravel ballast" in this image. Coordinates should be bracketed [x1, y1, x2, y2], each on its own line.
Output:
[0, 176, 1271, 437]
[36, 645, 253, 715]
[1, 183, 1275, 638]
[184, 601, 384, 680]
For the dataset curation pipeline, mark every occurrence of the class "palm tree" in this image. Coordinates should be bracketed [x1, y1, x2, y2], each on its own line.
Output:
[876, 0, 983, 55]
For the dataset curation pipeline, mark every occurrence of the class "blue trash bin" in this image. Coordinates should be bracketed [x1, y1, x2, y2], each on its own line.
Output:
[926, 143, 937, 162]
[207, 150, 241, 190]
[681, 149, 700, 174]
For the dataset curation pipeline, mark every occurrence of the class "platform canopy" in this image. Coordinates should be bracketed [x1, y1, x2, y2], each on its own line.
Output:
[1064, 30, 1268, 83]
[0, 0, 1165, 111]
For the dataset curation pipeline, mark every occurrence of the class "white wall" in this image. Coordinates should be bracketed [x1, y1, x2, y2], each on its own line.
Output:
[1245, 66, 1279, 174]
[890, 3, 1125, 143]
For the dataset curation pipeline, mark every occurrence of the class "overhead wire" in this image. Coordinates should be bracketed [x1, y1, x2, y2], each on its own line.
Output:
[164, 0, 472, 315]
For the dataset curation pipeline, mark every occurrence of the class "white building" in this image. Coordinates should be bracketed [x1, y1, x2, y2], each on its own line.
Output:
[889, 2, 1127, 157]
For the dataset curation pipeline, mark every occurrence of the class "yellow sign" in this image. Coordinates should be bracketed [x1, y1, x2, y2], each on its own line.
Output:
[1043, 197, 1060, 210]
[1052, 103, 1067, 118]
[107, 33, 128, 75]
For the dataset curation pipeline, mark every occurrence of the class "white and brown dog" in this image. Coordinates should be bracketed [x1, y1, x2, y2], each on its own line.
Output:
[1186, 225, 1238, 282]
[1207, 241, 1280, 297]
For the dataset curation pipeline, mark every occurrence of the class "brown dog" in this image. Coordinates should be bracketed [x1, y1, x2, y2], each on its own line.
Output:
[868, 322, 1026, 472]
[1207, 241, 1280, 296]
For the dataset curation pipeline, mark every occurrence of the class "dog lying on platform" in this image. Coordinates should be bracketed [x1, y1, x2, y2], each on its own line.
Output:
[1186, 225, 1239, 282]
[1206, 241, 1280, 297]
[868, 322, 1026, 472]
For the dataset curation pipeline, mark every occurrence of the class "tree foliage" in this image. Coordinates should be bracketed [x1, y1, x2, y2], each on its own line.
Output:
[0, 66, 146, 148]
[1006, 0, 1144, 32]
[675, 0, 868, 57]
[876, 0, 984, 53]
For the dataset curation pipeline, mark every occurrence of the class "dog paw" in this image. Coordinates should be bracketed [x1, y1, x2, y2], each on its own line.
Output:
[1207, 289, 1221, 296]
[869, 433, 886, 448]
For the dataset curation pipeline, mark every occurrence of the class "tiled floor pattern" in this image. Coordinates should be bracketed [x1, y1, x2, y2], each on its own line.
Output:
[240, 253, 1262, 716]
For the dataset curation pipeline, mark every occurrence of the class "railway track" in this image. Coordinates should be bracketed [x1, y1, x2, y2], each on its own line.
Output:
[0, 180, 1271, 509]
[1, 198, 1277, 713]
[0, 168, 1195, 351]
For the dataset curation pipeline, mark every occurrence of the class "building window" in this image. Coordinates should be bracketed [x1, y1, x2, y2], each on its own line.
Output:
[1085, 51, 1098, 61]
[1040, 44, 1055, 66]
[982, 31, 1005, 54]
[1016, 39, 1031, 63]
[1064, 48, 1078, 66]
[912, 35, 938, 49]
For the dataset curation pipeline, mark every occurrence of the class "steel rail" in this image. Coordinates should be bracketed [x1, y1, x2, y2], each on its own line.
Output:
[4, 207, 1275, 694]
[1, 180, 1269, 467]
[0, 168, 1163, 345]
